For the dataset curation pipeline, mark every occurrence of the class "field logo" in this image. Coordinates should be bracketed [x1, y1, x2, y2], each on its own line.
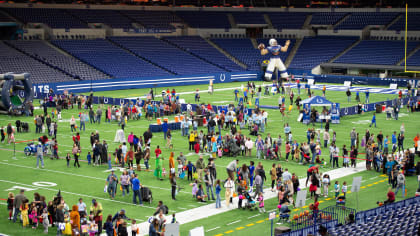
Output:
[219, 73, 226, 82]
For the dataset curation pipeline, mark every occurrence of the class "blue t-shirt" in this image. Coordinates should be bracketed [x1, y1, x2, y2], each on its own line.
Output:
[392, 134, 397, 144]
[249, 165, 255, 176]
[215, 185, 221, 194]
[132, 178, 140, 191]
[384, 138, 388, 148]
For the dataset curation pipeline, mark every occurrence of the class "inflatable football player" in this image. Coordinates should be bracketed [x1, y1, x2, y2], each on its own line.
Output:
[258, 38, 291, 81]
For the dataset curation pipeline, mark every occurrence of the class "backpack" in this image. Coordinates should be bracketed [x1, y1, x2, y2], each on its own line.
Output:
[162, 205, 169, 214]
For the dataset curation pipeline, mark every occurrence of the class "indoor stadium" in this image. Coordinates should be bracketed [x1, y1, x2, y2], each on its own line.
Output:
[0, 0, 419, 235]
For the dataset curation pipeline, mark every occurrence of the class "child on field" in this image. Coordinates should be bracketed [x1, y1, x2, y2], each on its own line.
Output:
[88, 216, 98, 236]
[87, 152, 91, 165]
[215, 180, 222, 209]
[190, 180, 198, 198]
[7, 192, 14, 220]
[29, 202, 38, 229]
[258, 192, 265, 213]
[322, 174, 330, 197]
[342, 182, 348, 198]
[21, 199, 29, 227]
[218, 147, 223, 158]
[131, 219, 139, 236]
[41, 208, 49, 234]
[177, 160, 183, 177]
[334, 181, 340, 199]
[162, 167, 167, 178]
[66, 153, 71, 167]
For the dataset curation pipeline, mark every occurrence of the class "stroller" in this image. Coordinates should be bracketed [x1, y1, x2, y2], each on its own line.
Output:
[228, 139, 241, 157]
[21, 122, 29, 132]
[242, 191, 258, 211]
[141, 186, 153, 204]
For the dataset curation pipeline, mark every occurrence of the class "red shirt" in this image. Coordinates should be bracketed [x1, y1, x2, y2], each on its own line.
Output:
[194, 142, 200, 154]
[313, 201, 319, 211]
[155, 148, 162, 157]
[387, 191, 395, 202]
[308, 166, 318, 173]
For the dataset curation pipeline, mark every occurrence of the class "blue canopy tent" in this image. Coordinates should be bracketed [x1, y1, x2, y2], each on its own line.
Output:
[299, 96, 333, 107]
[299, 96, 340, 124]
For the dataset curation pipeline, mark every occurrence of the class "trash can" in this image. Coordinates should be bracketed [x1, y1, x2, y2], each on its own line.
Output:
[376, 104, 382, 113]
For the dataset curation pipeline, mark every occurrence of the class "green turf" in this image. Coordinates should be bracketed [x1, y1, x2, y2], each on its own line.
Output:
[0, 82, 418, 236]
[82, 81, 399, 108]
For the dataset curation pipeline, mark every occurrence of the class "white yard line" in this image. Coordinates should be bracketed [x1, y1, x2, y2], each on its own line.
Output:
[0, 179, 156, 209]
[247, 214, 260, 219]
[226, 220, 241, 225]
[0, 161, 190, 194]
[205, 226, 221, 232]
[126, 86, 241, 100]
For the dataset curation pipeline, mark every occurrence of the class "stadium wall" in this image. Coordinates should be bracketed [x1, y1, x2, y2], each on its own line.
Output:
[313, 74, 417, 87]
[32, 71, 261, 96]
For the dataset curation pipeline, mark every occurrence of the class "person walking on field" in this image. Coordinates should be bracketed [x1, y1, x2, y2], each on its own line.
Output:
[369, 113, 376, 128]
[226, 159, 238, 181]
[36, 142, 44, 168]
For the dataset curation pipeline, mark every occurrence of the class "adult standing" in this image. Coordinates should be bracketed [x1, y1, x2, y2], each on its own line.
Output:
[70, 116, 76, 132]
[332, 144, 340, 168]
[120, 170, 130, 197]
[170, 175, 177, 200]
[77, 198, 86, 218]
[346, 89, 351, 102]
[204, 168, 215, 201]
[79, 112, 86, 131]
[96, 107, 102, 124]
[12, 189, 26, 223]
[195, 155, 205, 183]
[224, 177, 235, 208]
[36, 142, 45, 168]
[169, 152, 175, 178]
[350, 128, 356, 147]
[162, 121, 168, 141]
[226, 159, 238, 181]
[132, 174, 143, 205]
[106, 170, 118, 200]
[256, 136, 264, 159]
[270, 164, 276, 192]
[154, 154, 163, 180]
[90, 199, 103, 235]
[323, 130, 330, 148]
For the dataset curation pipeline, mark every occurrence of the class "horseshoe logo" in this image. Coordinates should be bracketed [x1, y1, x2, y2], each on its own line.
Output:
[104, 97, 109, 104]
[220, 74, 226, 82]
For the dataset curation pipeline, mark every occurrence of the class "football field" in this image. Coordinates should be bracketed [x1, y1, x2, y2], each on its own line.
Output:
[0, 81, 419, 236]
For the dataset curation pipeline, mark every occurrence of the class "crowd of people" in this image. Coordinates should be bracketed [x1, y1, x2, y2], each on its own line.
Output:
[4, 82, 420, 236]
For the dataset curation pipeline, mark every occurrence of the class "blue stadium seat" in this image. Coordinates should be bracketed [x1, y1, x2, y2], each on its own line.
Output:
[289, 36, 359, 69]
[163, 36, 243, 72]
[51, 39, 172, 78]
[0, 41, 76, 83]
[334, 40, 419, 65]
[335, 12, 399, 30]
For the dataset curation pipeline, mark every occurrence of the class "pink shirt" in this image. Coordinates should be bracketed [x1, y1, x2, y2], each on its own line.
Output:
[285, 143, 291, 153]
